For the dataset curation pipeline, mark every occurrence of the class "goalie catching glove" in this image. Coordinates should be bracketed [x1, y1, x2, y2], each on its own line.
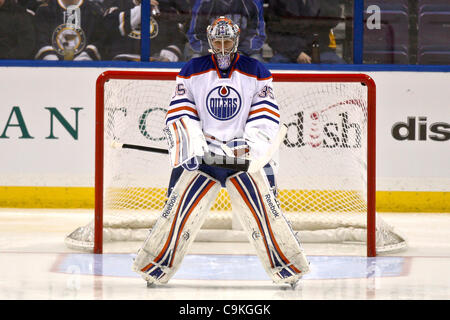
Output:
[163, 117, 208, 171]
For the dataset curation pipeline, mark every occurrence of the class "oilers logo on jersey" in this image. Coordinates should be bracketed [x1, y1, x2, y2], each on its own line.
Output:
[166, 54, 280, 144]
[206, 86, 242, 121]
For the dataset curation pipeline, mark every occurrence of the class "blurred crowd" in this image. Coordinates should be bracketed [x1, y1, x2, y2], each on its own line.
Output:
[0, 0, 347, 63]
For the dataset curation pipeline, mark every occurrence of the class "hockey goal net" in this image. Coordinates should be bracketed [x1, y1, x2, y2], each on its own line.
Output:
[65, 70, 406, 256]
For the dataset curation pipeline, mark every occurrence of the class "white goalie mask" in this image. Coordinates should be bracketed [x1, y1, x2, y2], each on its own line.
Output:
[206, 16, 240, 70]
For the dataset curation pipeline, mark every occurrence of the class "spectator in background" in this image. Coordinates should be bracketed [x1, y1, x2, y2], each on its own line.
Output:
[102, 0, 191, 62]
[34, 0, 107, 60]
[265, 0, 345, 64]
[0, 0, 36, 59]
[186, 0, 266, 61]
[17, 0, 45, 14]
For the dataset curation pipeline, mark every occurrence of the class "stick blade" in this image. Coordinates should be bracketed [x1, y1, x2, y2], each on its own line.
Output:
[110, 140, 123, 149]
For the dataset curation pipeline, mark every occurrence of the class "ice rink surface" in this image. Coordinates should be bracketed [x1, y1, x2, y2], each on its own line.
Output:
[0, 209, 449, 301]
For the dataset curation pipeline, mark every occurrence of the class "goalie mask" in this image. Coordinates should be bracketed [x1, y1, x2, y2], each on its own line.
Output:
[207, 16, 240, 70]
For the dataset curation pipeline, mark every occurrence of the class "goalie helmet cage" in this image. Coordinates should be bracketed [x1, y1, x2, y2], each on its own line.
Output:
[75, 70, 406, 256]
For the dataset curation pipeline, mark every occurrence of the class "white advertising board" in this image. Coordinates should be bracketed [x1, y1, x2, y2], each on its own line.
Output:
[0, 67, 449, 193]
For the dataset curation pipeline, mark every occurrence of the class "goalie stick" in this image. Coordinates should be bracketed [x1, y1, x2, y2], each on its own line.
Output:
[111, 140, 250, 171]
[110, 124, 288, 173]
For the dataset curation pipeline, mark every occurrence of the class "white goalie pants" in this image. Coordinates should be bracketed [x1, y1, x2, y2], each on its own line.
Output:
[132, 164, 310, 284]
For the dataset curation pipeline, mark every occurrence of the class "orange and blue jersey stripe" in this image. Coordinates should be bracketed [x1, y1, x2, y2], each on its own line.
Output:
[247, 100, 280, 124]
[165, 98, 200, 125]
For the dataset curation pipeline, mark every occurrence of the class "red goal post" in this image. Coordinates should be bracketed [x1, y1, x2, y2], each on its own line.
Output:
[93, 70, 379, 256]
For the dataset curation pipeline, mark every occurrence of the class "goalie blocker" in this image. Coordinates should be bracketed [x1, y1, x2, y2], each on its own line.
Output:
[132, 163, 310, 285]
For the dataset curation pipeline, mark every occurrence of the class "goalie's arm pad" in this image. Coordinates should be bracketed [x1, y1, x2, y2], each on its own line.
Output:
[164, 116, 208, 169]
[165, 76, 204, 169]
[245, 76, 280, 160]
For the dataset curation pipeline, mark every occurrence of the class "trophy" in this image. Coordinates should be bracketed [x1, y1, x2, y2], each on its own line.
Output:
[51, 5, 86, 60]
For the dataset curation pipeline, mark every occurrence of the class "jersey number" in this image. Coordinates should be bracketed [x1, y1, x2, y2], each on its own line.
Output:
[258, 85, 274, 99]
[172, 83, 186, 98]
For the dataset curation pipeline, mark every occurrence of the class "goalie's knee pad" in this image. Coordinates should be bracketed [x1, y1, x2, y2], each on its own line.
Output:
[226, 170, 310, 284]
[132, 170, 221, 284]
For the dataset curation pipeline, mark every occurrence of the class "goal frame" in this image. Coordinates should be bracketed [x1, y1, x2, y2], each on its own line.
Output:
[94, 70, 376, 256]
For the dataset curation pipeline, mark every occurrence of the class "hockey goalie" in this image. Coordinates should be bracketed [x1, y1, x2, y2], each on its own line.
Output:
[131, 16, 310, 287]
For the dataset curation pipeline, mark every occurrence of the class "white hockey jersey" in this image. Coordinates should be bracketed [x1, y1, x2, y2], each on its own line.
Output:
[165, 53, 280, 159]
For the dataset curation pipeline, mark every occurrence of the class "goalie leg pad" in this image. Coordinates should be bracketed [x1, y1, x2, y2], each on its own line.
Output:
[132, 170, 221, 284]
[226, 170, 310, 284]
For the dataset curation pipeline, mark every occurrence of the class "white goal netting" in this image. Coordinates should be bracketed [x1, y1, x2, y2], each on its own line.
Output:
[65, 72, 407, 254]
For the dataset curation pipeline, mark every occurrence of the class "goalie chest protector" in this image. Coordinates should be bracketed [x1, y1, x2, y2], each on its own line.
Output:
[166, 54, 280, 144]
